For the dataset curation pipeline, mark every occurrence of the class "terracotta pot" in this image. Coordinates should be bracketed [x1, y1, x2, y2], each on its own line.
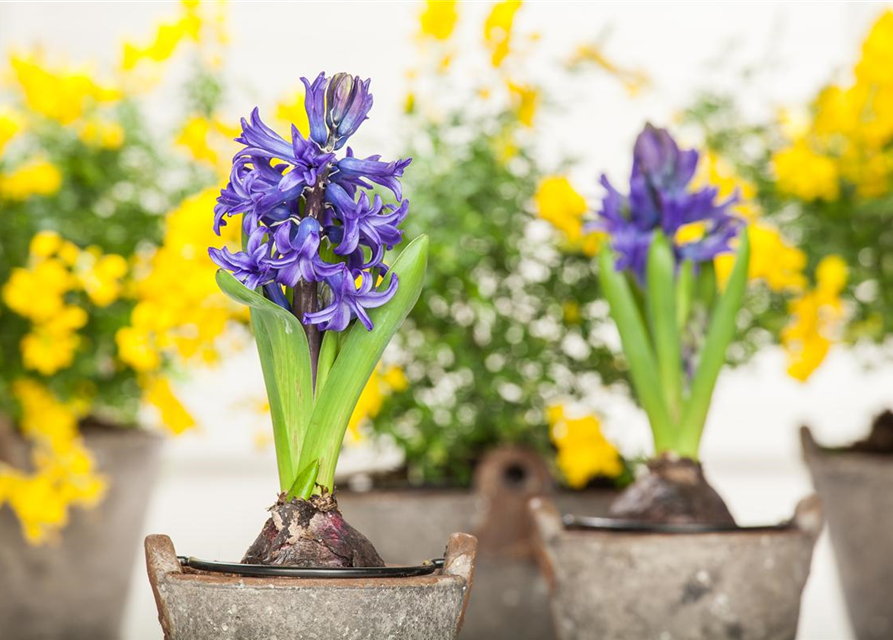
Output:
[801, 426, 893, 639]
[337, 447, 617, 640]
[0, 423, 162, 640]
[145, 531, 477, 640]
[529, 494, 823, 640]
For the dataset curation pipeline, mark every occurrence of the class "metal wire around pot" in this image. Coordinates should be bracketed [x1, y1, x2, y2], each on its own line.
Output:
[177, 556, 445, 578]
[562, 514, 793, 534]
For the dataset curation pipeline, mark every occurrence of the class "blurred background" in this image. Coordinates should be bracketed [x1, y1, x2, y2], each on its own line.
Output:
[1, 2, 892, 639]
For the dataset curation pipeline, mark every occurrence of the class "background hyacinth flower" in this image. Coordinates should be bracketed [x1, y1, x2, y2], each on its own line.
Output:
[590, 123, 742, 282]
[209, 72, 429, 503]
[595, 124, 751, 461]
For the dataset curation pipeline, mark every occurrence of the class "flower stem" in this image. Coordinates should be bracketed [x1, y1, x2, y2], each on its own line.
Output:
[297, 177, 329, 386]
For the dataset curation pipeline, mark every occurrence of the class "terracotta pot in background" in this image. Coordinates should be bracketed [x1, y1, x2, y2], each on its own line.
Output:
[801, 426, 893, 640]
[337, 447, 616, 640]
[529, 495, 823, 640]
[0, 424, 162, 640]
[145, 531, 477, 640]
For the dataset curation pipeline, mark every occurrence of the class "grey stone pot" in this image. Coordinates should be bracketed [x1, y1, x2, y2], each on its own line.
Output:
[336, 447, 616, 640]
[145, 531, 478, 640]
[801, 426, 893, 639]
[529, 494, 824, 640]
[0, 423, 162, 640]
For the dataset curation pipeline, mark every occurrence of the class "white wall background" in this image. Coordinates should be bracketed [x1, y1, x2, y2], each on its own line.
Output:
[2, 2, 892, 639]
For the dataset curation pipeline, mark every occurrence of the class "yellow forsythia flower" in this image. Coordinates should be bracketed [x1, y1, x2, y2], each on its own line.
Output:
[79, 119, 125, 149]
[3, 259, 73, 323]
[535, 176, 599, 256]
[0, 107, 24, 158]
[118, 188, 241, 372]
[78, 253, 129, 307]
[121, 0, 201, 71]
[0, 159, 63, 200]
[419, 0, 458, 41]
[176, 116, 240, 174]
[20, 306, 88, 375]
[715, 222, 807, 293]
[548, 405, 623, 488]
[2, 380, 106, 544]
[773, 139, 840, 201]
[483, 0, 522, 68]
[10, 53, 120, 125]
[142, 376, 195, 434]
[507, 81, 538, 128]
[782, 255, 848, 382]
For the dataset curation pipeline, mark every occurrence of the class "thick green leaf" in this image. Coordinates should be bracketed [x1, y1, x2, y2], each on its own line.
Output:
[646, 232, 682, 421]
[315, 329, 339, 400]
[216, 270, 313, 492]
[286, 459, 320, 500]
[676, 232, 751, 457]
[299, 235, 429, 490]
[676, 259, 695, 330]
[598, 247, 675, 452]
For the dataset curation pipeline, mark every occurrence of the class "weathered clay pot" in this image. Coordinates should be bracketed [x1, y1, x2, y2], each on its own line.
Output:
[801, 426, 893, 639]
[529, 494, 823, 640]
[0, 423, 162, 640]
[145, 531, 477, 640]
[337, 447, 616, 640]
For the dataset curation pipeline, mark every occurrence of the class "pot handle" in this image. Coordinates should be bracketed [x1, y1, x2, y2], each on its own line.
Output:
[799, 426, 820, 462]
[443, 532, 478, 634]
[145, 534, 181, 640]
[792, 494, 824, 539]
[472, 446, 554, 498]
[527, 497, 563, 591]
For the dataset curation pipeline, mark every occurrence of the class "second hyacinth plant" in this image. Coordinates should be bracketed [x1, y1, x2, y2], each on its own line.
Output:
[210, 72, 428, 567]
[594, 124, 750, 525]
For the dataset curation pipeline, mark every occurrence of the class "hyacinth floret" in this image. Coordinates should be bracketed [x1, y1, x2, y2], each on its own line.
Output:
[589, 123, 742, 281]
[210, 72, 412, 334]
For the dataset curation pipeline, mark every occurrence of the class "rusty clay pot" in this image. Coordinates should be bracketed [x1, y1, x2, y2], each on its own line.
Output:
[529, 494, 824, 640]
[145, 531, 477, 640]
[336, 446, 617, 640]
[801, 426, 893, 639]
[0, 422, 162, 640]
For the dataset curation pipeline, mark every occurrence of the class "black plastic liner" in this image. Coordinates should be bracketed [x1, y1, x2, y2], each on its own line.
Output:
[177, 556, 444, 578]
[562, 514, 793, 534]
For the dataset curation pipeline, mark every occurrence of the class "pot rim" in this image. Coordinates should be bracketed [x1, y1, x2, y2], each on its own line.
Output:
[562, 513, 793, 535]
[177, 555, 444, 578]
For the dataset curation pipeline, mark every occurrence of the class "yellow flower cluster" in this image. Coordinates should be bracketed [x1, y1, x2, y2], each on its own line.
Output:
[483, 0, 522, 68]
[116, 188, 241, 431]
[507, 81, 539, 128]
[347, 366, 409, 441]
[78, 118, 125, 150]
[121, 0, 201, 71]
[176, 116, 240, 174]
[782, 256, 848, 382]
[9, 53, 120, 125]
[118, 188, 239, 373]
[548, 405, 623, 489]
[0, 159, 63, 201]
[2, 231, 129, 376]
[0, 108, 24, 158]
[773, 11, 893, 201]
[534, 176, 600, 256]
[419, 0, 458, 41]
[0, 380, 106, 544]
[700, 154, 808, 294]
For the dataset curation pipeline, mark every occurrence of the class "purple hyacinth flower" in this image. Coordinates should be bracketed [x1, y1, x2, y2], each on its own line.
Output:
[209, 224, 280, 290]
[332, 148, 412, 200]
[325, 183, 408, 266]
[273, 217, 344, 287]
[302, 72, 328, 148]
[304, 269, 398, 332]
[588, 124, 742, 281]
[324, 73, 374, 150]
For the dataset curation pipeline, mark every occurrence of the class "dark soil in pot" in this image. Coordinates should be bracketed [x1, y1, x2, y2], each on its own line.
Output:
[336, 446, 619, 640]
[0, 418, 162, 640]
[802, 413, 893, 640]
